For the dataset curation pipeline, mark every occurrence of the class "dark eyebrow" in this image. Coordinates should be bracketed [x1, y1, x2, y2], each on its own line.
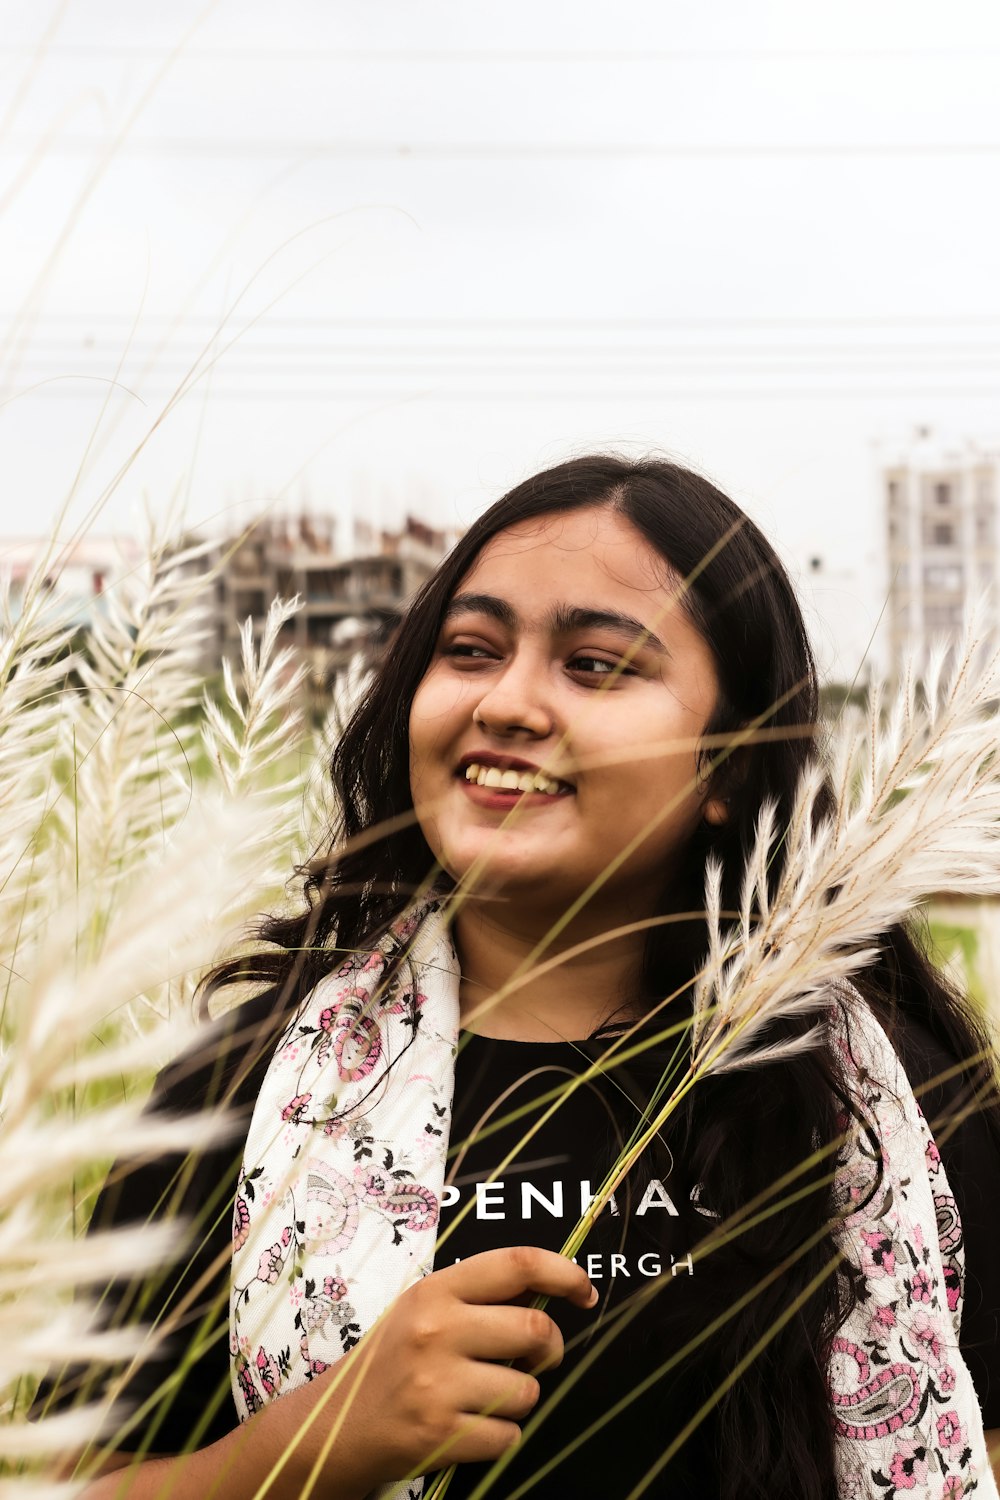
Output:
[550, 605, 668, 656]
[442, 593, 668, 654]
[443, 592, 519, 629]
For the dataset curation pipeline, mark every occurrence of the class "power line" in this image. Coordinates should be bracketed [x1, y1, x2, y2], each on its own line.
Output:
[16, 314, 1000, 329]
[8, 137, 1000, 159]
[12, 328, 1000, 371]
[14, 383, 1000, 402]
[14, 344, 1000, 370]
[15, 340, 1000, 351]
[17, 358, 1000, 376]
[1, 45, 997, 63]
[18, 338, 1000, 355]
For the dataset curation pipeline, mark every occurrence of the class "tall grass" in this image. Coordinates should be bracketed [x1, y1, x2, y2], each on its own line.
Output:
[2, 27, 998, 1489]
[0, 535, 319, 1489]
[4, 533, 1000, 1497]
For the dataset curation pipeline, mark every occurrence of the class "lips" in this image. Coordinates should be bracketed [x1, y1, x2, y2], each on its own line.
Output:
[456, 752, 574, 798]
[464, 762, 565, 796]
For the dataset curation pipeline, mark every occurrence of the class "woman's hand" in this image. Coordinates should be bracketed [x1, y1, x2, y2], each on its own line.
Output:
[340, 1244, 596, 1477]
[234, 1244, 597, 1497]
[73, 1247, 597, 1500]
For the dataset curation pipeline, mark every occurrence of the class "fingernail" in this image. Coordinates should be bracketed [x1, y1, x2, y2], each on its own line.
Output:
[587, 1283, 598, 1307]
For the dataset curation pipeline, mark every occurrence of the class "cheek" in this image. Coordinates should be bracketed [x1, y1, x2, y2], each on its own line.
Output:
[407, 692, 433, 809]
[594, 751, 705, 850]
[578, 698, 701, 788]
[408, 675, 445, 764]
[406, 716, 444, 860]
[408, 674, 461, 814]
[409, 664, 468, 737]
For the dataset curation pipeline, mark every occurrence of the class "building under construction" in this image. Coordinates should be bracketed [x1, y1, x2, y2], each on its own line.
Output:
[195, 510, 453, 690]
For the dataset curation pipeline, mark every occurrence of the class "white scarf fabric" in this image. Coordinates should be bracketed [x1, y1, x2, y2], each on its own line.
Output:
[229, 903, 998, 1500]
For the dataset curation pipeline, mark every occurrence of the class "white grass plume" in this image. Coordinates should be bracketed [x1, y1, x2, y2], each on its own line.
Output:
[197, 595, 310, 1015]
[200, 595, 304, 799]
[51, 525, 214, 960]
[0, 528, 318, 1484]
[693, 610, 1000, 1074]
[295, 649, 372, 863]
[0, 794, 278, 1481]
[0, 523, 218, 1017]
[0, 565, 87, 989]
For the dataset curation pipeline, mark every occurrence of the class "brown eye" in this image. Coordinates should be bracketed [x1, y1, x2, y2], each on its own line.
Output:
[568, 655, 636, 678]
[443, 643, 495, 660]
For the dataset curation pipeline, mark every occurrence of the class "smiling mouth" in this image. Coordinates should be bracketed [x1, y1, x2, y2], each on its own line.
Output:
[461, 762, 571, 797]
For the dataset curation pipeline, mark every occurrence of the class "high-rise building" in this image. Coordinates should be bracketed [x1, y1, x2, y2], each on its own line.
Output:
[882, 429, 1000, 666]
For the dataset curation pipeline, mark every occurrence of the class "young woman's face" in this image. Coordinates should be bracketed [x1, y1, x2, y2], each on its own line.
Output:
[408, 505, 727, 920]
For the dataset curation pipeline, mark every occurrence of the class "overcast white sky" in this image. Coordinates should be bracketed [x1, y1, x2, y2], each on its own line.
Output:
[2, 0, 1000, 676]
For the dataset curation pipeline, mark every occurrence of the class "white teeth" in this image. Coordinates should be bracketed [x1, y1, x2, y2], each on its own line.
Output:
[462, 762, 566, 796]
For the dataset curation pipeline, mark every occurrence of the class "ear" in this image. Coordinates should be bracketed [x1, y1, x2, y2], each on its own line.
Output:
[698, 739, 749, 827]
[702, 793, 730, 827]
[695, 763, 730, 825]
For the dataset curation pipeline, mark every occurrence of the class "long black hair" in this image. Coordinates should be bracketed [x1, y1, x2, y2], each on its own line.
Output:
[203, 454, 1000, 1500]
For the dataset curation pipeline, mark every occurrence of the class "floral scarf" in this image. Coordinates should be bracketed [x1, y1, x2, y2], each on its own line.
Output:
[228, 903, 999, 1500]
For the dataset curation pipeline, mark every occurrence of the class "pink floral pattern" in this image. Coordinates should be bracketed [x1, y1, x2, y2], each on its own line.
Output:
[229, 901, 458, 1479]
[228, 913, 997, 1500]
[304, 1161, 359, 1256]
[829, 993, 997, 1499]
[232, 1192, 250, 1250]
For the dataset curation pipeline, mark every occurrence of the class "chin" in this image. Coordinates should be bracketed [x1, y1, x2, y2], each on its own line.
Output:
[447, 858, 571, 907]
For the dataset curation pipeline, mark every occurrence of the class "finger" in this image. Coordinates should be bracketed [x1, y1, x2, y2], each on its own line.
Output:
[454, 1303, 564, 1372]
[427, 1411, 523, 1467]
[457, 1359, 542, 1423]
[441, 1245, 598, 1310]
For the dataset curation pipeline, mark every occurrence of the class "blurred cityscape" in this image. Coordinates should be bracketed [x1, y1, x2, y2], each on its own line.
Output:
[2, 435, 998, 1012]
[5, 424, 999, 692]
[174, 510, 459, 692]
[1, 510, 458, 695]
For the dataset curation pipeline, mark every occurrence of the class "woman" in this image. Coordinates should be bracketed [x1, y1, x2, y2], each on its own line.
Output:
[47, 456, 1000, 1499]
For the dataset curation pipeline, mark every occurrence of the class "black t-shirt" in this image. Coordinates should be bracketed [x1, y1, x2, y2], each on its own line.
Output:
[33, 992, 1000, 1492]
[435, 1030, 714, 1499]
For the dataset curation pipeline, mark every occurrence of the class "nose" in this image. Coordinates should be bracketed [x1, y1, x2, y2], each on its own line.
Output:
[471, 649, 555, 738]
